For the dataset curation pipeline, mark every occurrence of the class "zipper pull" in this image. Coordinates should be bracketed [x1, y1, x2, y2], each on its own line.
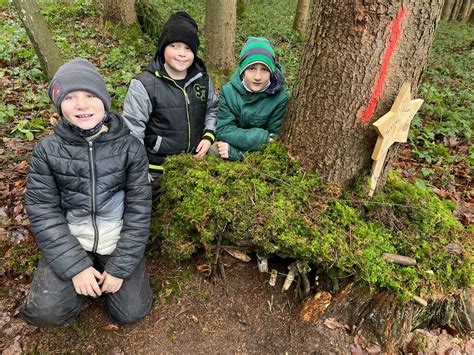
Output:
[184, 91, 190, 105]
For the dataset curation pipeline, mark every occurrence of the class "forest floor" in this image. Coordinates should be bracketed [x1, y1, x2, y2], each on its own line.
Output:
[1, 2, 473, 353]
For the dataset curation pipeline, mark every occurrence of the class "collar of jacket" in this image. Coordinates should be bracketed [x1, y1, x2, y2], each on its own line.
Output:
[54, 112, 128, 144]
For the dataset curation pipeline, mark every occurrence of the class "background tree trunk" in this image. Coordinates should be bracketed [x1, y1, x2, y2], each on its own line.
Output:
[293, 0, 310, 32]
[280, 0, 443, 190]
[101, 0, 137, 26]
[237, 0, 248, 18]
[442, 0, 456, 20]
[11, 0, 63, 79]
[450, 0, 463, 20]
[457, 0, 472, 21]
[205, 0, 237, 75]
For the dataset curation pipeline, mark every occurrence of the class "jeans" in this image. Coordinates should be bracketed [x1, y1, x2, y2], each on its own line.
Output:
[20, 253, 153, 327]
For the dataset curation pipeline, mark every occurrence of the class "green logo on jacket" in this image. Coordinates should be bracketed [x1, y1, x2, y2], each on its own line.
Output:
[193, 84, 206, 102]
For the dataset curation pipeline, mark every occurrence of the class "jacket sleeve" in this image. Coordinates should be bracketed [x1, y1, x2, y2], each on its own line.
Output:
[123, 79, 153, 144]
[105, 140, 152, 279]
[25, 141, 92, 280]
[266, 92, 289, 136]
[216, 89, 269, 152]
[201, 78, 219, 144]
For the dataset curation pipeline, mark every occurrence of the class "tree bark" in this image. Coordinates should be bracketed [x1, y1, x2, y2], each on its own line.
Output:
[237, 0, 248, 18]
[442, 0, 456, 20]
[205, 0, 237, 75]
[324, 283, 473, 352]
[457, 0, 472, 21]
[280, 0, 443, 190]
[293, 0, 310, 32]
[101, 0, 137, 26]
[450, 0, 463, 20]
[11, 0, 63, 80]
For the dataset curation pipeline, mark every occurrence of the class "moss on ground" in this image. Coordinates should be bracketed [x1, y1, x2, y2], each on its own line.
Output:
[155, 144, 472, 300]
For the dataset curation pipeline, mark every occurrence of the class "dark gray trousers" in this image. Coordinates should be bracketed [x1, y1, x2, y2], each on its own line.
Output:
[20, 253, 153, 327]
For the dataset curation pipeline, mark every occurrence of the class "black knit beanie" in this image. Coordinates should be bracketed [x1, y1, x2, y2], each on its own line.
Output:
[158, 11, 199, 58]
[48, 58, 111, 115]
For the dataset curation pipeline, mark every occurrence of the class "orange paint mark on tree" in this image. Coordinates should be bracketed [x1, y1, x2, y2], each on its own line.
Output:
[358, 7, 408, 123]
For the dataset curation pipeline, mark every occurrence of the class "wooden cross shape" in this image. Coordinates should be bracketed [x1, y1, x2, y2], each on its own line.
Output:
[369, 82, 423, 196]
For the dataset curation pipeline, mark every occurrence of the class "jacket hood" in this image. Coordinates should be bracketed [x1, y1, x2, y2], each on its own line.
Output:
[145, 49, 207, 80]
[54, 112, 129, 144]
[230, 62, 285, 96]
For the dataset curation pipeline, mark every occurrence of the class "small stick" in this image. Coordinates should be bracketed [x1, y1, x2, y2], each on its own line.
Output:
[382, 253, 416, 266]
[412, 295, 427, 307]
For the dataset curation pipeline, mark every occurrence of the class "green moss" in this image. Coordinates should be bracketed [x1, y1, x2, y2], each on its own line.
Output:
[156, 144, 472, 300]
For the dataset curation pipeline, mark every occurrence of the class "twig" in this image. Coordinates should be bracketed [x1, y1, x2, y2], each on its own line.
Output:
[383, 253, 417, 266]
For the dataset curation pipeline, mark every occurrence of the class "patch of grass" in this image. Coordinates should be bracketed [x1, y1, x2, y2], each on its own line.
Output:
[1, 240, 39, 279]
[155, 267, 194, 302]
[409, 21, 473, 186]
[156, 144, 472, 301]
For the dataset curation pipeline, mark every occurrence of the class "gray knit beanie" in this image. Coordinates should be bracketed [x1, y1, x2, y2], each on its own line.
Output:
[48, 58, 111, 115]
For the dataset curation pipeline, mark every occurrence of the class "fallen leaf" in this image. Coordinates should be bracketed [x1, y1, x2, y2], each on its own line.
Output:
[323, 317, 350, 330]
[2, 336, 22, 355]
[195, 263, 211, 273]
[101, 323, 119, 332]
[107, 345, 124, 355]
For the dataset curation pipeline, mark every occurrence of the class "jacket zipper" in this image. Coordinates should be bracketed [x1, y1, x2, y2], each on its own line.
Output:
[161, 72, 202, 153]
[88, 141, 99, 253]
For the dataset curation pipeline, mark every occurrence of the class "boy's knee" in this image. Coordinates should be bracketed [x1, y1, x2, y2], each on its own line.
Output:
[108, 300, 152, 325]
[20, 302, 79, 327]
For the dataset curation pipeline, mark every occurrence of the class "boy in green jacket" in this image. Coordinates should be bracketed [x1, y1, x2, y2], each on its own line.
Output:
[210, 37, 289, 161]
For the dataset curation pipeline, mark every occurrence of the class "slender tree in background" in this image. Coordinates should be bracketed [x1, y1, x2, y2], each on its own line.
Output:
[101, 0, 138, 26]
[293, 0, 310, 32]
[236, 0, 248, 18]
[204, 0, 237, 74]
[281, 0, 444, 191]
[11, 0, 63, 79]
[442, 0, 456, 19]
[458, 0, 472, 21]
[450, 0, 463, 20]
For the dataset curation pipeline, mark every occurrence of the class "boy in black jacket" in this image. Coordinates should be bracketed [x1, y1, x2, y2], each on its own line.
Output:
[123, 11, 218, 203]
[21, 58, 153, 327]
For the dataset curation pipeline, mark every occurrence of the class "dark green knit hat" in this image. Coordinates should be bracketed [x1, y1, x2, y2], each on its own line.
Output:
[239, 37, 276, 75]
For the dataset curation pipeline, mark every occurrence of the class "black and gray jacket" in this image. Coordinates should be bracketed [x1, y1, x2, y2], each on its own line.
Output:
[25, 113, 152, 280]
[123, 53, 218, 168]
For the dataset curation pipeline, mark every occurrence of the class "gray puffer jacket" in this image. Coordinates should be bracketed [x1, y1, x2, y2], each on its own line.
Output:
[25, 113, 152, 281]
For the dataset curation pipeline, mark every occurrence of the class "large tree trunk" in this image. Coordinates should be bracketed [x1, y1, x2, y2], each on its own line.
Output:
[457, 0, 472, 21]
[442, 0, 456, 20]
[11, 0, 63, 79]
[101, 0, 137, 26]
[280, 0, 443, 190]
[204, 0, 237, 75]
[293, 0, 310, 32]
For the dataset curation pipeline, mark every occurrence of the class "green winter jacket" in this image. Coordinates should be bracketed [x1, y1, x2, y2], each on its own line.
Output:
[216, 65, 289, 161]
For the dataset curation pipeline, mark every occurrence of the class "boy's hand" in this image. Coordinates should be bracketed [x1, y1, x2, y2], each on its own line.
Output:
[72, 267, 104, 297]
[100, 271, 124, 294]
[194, 139, 212, 157]
[217, 141, 229, 159]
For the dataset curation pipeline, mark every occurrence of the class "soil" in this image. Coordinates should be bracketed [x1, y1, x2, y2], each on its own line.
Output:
[1, 253, 355, 353]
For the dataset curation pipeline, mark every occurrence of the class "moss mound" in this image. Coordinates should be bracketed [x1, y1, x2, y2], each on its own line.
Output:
[155, 144, 472, 300]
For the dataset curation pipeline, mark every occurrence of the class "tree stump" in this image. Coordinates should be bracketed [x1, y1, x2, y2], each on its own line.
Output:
[322, 283, 473, 352]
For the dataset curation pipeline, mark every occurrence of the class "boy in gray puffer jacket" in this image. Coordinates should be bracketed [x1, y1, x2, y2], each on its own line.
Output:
[21, 58, 153, 327]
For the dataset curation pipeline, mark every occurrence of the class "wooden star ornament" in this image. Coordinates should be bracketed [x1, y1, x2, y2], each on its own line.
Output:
[369, 82, 423, 196]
